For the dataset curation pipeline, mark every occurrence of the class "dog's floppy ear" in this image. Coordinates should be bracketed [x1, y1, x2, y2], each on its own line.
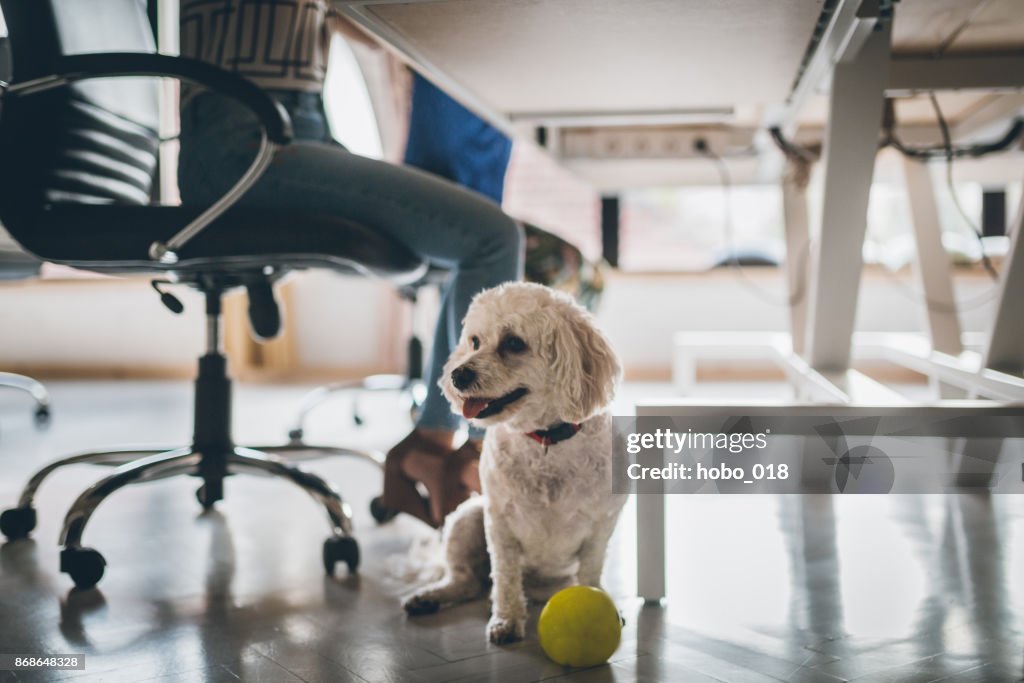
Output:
[550, 304, 622, 423]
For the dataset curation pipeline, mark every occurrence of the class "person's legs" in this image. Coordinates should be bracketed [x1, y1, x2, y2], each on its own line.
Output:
[243, 146, 524, 431]
[401, 79, 516, 441]
[180, 95, 522, 525]
[181, 98, 523, 393]
[415, 276, 458, 433]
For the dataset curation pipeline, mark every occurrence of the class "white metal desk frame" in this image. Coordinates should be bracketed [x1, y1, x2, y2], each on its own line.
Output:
[645, 1, 1024, 600]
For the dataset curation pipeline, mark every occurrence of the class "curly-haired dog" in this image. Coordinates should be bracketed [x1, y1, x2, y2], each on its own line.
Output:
[403, 282, 625, 644]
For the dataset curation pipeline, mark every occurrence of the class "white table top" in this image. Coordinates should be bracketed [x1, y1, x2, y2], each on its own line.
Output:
[339, 0, 826, 133]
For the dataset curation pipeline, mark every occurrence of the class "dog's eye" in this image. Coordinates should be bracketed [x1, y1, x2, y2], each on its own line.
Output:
[501, 335, 527, 353]
[471, 335, 481, 350]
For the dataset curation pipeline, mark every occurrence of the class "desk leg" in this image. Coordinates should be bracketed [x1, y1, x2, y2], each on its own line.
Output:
[956, 185, 1024, 485]
[982, 182, 1024, 376]
[805, 21, 891, 371]
[782, 162, 810, 357]
[636, 493, 666, 603]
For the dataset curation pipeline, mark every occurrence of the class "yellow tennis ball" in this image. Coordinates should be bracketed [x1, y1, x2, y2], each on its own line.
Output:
[538, 586, 622, 667]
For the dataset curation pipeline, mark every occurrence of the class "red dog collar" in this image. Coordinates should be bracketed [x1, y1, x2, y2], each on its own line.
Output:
[525, 422, 582, 447]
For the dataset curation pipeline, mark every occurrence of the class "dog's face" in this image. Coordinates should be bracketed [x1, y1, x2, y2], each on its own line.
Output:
[440, 283, 621, 432]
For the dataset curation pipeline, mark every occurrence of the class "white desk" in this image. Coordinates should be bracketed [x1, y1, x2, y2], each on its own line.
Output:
[339, 0, 825, 134]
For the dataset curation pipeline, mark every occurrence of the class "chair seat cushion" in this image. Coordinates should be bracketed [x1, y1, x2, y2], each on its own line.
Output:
[10, 204, 426, 282]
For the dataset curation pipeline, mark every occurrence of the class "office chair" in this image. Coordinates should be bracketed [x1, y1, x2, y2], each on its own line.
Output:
[0, 0, 427, 589]
[0, 249, 52, 427]
[0, 29, 50, 428]
[286, 268, 441, 440]
[0, 370, 50, 424]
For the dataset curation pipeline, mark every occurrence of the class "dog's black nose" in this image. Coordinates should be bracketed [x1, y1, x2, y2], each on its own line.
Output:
[451, 365, 477, 391]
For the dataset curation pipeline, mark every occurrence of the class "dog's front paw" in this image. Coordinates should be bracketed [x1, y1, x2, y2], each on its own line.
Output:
[487, 615, 525, 644]
[403, 594, 441, 616]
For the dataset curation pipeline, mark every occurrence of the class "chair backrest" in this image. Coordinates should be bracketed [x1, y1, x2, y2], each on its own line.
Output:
[0, 0, 160, 222]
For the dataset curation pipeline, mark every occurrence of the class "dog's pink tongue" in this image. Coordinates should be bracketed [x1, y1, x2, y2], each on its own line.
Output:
[462, 398, 490, 419]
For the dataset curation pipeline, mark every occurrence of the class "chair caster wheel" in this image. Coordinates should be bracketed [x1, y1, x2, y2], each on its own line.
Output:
[60, 547, 106, 589]
[0, 507, 37, 540]
[195, 485, 217, 510]
[369, 496, 398, 524]
[288, 428, 304, 442]
[323, 536, 359, 576]
[34, 406, 51, 427]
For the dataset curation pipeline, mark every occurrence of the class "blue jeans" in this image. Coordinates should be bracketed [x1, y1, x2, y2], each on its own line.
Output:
[179, 91, 523, 433]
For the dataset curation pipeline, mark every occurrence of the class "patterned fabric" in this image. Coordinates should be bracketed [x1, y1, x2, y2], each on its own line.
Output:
[523, 223, 605, 313]
[180, 0, 340, 96]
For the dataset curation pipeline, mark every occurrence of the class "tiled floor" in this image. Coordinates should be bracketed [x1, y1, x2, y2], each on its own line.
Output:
[0, 380, 1022, 682]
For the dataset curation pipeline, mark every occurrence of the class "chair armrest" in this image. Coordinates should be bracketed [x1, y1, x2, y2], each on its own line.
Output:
[3, 52, 294, 262]
[5, 52, 293, 144]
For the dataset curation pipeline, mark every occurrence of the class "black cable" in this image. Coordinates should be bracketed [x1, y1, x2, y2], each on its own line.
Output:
[769, 127, 817, 165]
[702, 145, 995, 317]
[772, 115, 1024, 165]
[695, 139, 811, 309]
[869, 93, 1001, 316]
[887, 116, 1024, 161]
[927, 92, 999, 281]
[769, 97, 1006, 314]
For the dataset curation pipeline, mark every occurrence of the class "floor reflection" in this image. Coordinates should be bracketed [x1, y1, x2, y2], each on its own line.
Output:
[7, 489, 1021, 680]
[2, 381, 1022, 681]
[660, 494, 1023, 681]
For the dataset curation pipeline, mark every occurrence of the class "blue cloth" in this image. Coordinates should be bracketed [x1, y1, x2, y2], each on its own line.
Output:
[403, 73, 513, 205]
[179, 91, 523, 433]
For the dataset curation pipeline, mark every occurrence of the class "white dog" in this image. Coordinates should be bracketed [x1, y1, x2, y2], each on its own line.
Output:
[403, 282, 626, 644]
